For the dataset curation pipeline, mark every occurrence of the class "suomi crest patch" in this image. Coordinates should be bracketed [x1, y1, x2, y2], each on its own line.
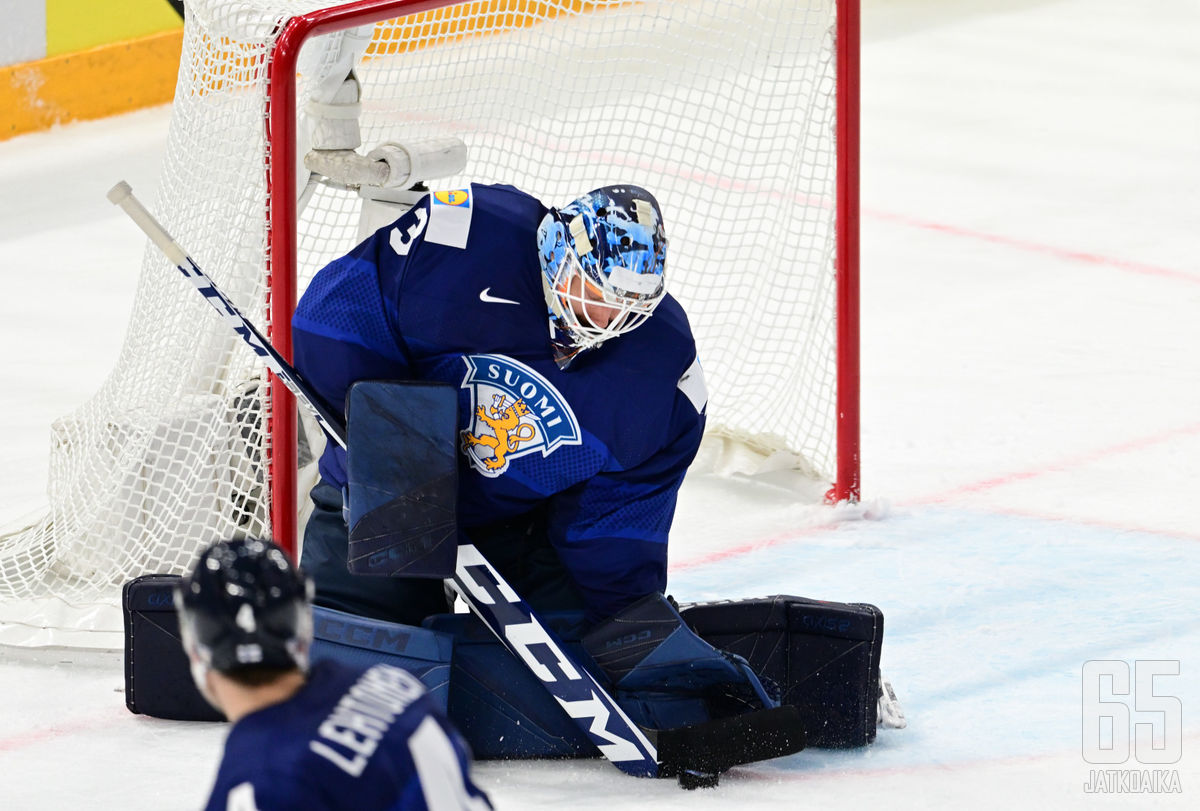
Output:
[459, 354, 581, 477]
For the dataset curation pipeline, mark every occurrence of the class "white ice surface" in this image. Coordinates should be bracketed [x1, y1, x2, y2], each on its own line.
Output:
[2, 1, 1199, 808]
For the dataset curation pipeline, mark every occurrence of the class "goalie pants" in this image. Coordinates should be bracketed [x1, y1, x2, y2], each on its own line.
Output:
[302, 479, 585, 626]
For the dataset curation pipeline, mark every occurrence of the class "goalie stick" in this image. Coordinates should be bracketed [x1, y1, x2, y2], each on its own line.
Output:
[106, 182, 346, 448]
[107, 181, 804, 784]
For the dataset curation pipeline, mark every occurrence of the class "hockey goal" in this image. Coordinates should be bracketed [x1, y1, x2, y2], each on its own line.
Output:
[0, 0, 858, 647]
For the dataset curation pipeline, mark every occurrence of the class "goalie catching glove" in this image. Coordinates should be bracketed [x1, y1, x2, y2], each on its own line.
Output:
[582, 592, 780, 730]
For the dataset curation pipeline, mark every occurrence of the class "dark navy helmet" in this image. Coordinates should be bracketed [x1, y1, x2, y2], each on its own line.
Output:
[537, 185, 668, 353]
[174, 538, 313, 676]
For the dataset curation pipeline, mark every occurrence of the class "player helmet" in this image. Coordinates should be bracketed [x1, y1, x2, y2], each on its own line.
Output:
[174, 539, 313, 699]
[537, 185, 668, 353]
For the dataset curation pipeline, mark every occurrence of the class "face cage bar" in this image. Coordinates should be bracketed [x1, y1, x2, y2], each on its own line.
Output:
[547, 250, 662, 351]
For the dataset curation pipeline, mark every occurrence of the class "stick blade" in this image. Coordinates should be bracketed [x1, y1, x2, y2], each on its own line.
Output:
[656, 705, 806, 781]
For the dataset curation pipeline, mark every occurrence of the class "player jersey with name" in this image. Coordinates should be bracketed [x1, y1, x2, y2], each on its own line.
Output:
[204, 660, 491, 811]
[292, 183, 707, 622]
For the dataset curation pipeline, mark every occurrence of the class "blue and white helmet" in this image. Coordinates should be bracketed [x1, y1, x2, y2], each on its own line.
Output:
[537, 185, 668, 352]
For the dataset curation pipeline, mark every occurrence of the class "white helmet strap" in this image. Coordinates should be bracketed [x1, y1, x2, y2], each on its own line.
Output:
[568, 215, 593, 255]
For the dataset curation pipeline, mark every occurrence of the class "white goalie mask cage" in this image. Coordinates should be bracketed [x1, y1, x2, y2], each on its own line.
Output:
[538, 185, 668, 352]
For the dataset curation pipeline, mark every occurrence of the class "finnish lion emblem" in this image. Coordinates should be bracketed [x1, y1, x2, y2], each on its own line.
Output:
[459, 355, 581, 477]
[462, 394, 537, 471]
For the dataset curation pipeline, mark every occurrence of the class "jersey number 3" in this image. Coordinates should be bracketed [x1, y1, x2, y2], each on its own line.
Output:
[390, 207, 429, 256]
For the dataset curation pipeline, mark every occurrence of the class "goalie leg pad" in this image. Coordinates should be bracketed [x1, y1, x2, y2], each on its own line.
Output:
[680, 596, 885, 748]
[425, 598, 796, 761]
[425, 612, 595, 760]
[310, 606, 454, 711]
[123, 579, 454, 720]
[123, 574, 224, 721]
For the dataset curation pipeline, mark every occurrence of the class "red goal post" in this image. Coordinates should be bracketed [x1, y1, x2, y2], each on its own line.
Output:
[264, 0, 862, 557]
[0, 0, 861, 648]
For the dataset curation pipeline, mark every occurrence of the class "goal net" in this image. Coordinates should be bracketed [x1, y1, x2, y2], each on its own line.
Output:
[0, 0, 858, 647]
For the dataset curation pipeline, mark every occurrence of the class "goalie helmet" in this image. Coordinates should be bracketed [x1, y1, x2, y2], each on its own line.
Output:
[174, 539, 313, 697]
[537, 185, 668, 355]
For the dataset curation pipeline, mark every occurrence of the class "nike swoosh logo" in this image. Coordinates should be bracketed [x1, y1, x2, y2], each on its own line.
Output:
[479, 287, 521, 305]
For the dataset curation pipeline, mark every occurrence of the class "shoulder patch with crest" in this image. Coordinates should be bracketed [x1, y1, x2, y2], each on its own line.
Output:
[425, 187, 473, 249]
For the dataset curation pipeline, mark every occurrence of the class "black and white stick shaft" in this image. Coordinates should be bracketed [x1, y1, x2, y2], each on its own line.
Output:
[106, 180, 347, 449]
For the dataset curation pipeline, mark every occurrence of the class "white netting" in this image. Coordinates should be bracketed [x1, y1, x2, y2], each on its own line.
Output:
[0, 0, 848, 647]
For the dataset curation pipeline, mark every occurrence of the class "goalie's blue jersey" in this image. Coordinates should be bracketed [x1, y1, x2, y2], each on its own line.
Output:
[204, 661, 491, 811]
[292, 183, 707, 622]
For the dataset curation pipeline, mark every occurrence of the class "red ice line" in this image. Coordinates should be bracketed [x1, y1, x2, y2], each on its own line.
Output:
[0, 710, 125, 754]
[913, 420, 1200, 505]
[670, 419, 1200, 572]
[865, 208, 1200, 285]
